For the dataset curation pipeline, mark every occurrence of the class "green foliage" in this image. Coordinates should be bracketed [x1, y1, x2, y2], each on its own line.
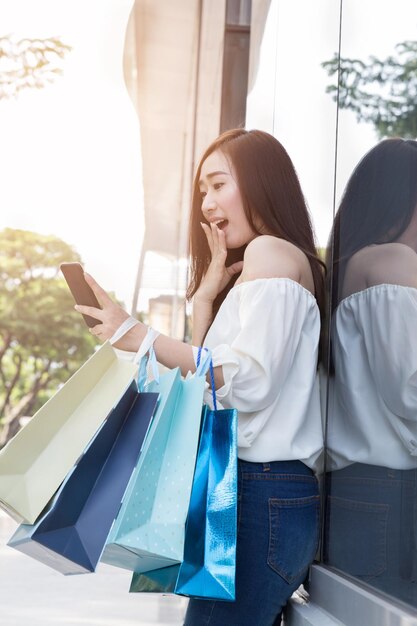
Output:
[323, 40, 417, 138]
[317, 247, 326, 263]
[0, 228, 97, 446]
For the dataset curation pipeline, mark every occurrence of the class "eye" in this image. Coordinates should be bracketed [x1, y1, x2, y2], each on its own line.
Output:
[200, 191, 207, 200]
[214, 182, 224, 190]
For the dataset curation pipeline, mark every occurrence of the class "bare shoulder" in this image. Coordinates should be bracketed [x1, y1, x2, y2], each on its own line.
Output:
[346, 243, 417, 293]
[239, 236, 313, 288]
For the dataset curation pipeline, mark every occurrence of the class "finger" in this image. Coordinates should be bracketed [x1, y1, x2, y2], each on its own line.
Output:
[210, 223, 221, 256]
[201, 223, 214, 256]
[89, 325, 105, 340]
[84, 273, 113, 306]
[226, 260, 244, 276]
[212, 224, 227, 260]
[74, 304, 105, 320]
[217, 227, 227, 255]
[89, 324, 104, 335]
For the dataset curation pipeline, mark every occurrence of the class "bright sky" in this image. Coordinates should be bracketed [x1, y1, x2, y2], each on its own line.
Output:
[0, 0, 144, 310]
[1, 0, 416, 311]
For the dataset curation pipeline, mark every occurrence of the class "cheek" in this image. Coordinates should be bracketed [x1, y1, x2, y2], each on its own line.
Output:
[235, 206, 252, 231]
[222, 187, 254, 234]
[226, 188, 245, 216]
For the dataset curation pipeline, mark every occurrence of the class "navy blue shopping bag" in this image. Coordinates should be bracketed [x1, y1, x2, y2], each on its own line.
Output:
[8, 381, 159, 575]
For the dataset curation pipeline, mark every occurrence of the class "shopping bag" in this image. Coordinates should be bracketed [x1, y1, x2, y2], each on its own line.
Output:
[101, 349, 210, 574]
[129, 564, 180, 594]
[130, 407, 238, 600]
[130, 350, 238, 601]
[8, 380, 159, 574]
[174, 403, 238, 601]
[0, 342, 138, 524]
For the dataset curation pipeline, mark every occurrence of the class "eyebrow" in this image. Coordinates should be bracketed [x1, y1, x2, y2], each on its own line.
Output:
[198, 170, 229, 187]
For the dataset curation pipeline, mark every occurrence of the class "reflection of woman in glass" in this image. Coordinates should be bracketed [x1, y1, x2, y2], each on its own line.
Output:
[75, 129, 324, 625]
[325, 138, 417, 605]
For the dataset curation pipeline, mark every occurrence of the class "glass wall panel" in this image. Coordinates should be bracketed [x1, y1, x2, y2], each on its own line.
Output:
[247, 0, 340, 255]
[324, 0, 417, 611]
[226, 0, 252, 26]
[220, 0, 252, 131]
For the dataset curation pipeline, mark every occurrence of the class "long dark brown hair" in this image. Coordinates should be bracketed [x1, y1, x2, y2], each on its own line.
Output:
[329, 138, 417, 313]
[186, 128, 325, 319]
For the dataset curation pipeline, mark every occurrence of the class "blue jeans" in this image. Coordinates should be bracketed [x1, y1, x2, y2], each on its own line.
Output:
[184, 459, 320, 626]
[324, 463, 417, 607]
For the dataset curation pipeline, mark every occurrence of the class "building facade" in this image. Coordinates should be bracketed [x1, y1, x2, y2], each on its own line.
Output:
[125, 2, 417, 623]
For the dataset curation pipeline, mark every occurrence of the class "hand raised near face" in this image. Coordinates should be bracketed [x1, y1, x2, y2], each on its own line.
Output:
[195, 223, 243, 304]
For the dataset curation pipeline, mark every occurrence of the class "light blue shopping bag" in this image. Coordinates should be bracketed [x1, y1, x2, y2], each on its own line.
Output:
[130, 349, 238, 601]
[101, 346, 210, 574]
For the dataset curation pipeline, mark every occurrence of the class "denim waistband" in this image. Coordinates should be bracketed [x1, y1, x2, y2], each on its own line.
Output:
[238, 459, 313, 476]
[328, 462, 417, 481]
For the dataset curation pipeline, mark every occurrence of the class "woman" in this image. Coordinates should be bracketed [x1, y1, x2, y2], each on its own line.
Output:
[76, 128, 324, 625]
[329, 137, 417, 314]
[325, 138, 417, 606]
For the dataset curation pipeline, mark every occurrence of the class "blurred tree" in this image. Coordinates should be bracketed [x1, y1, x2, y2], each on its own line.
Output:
[0, 228, 97, 446]
[323, 40, 417, 138]
[0, 35, 71, 99]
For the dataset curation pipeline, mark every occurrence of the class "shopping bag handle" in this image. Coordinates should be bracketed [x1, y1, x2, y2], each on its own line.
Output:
[109, 316, 139, 345]
[195, 346, 212, 377]
[109, 319, 160, 391]
[136, 350, 159, 391]
[109, 317, 159, 365]
[196, 347, 217, 411]
[132, 327, 160, 365]
[134, 327, 160, 391]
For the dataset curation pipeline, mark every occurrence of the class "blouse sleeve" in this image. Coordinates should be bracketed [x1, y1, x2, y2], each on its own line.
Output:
[202, 279, 320, 448]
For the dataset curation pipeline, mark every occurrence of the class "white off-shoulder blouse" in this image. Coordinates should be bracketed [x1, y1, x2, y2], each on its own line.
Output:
[193, 278, 323, 472]
[328, 284, 417, 470]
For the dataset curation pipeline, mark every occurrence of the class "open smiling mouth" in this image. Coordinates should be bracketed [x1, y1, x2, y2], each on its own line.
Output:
[213, 219, 228, 230]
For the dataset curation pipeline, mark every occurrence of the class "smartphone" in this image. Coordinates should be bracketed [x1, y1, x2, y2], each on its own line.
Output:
[60, 262, 102, 327]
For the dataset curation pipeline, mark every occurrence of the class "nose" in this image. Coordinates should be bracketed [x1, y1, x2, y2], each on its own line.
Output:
[201, 192, 216, 214]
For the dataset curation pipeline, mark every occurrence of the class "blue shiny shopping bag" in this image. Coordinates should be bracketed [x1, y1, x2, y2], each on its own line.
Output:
[174, 404, 238, 601]
[130, 350, 238, 601]
[101, 351, 208, 574]
[8, 381, 159, 575]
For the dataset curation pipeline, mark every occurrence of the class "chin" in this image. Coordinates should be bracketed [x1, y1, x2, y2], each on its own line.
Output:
[225, 240, 244, 250]
[226, 236, 253, 249]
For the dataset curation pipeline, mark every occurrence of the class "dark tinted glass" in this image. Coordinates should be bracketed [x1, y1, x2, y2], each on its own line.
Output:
[226, 0, 251, 26]
[323, 0, 417, 610]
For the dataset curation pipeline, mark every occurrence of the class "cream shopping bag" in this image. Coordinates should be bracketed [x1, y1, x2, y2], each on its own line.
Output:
[0, 341, 138, 524]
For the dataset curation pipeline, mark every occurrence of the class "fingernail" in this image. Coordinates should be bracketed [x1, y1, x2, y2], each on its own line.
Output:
[74, 305, 79, 310]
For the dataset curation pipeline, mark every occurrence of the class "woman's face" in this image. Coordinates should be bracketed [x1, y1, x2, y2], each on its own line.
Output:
[199, 149, 258, 249]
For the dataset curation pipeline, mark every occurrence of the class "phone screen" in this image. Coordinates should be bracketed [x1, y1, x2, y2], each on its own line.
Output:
[60, 262, 102, 327]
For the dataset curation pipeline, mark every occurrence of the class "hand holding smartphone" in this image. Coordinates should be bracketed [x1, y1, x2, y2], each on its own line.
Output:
[60, 262, 102, 327]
